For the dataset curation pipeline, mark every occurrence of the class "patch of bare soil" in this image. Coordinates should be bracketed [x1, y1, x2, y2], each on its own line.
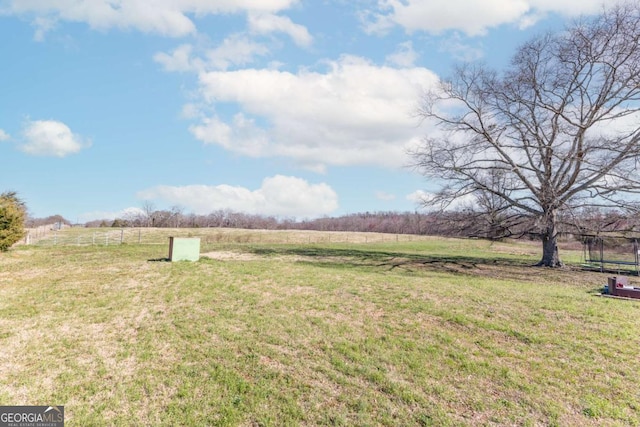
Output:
[200, 251, 264, 261]
[201, 250, 308, 262]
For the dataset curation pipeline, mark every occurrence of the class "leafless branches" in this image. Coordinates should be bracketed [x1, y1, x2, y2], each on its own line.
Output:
[411, 2, 640, 266]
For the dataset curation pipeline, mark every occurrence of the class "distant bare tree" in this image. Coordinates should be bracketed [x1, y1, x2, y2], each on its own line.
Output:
[141, 201, 155, 227]
[169, 205, 184, 228]
[411, 2, 640, 266]
[25, 214, 70, 228]
[569, 207, 637, 236]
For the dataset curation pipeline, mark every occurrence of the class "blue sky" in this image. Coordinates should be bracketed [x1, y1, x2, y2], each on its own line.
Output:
[0, 0, 620, 223]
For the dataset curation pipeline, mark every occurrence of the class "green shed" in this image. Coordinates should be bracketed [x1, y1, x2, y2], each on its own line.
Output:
[168, 237, 200, 262]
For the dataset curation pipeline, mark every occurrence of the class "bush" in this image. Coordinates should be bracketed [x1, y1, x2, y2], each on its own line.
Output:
[0, 192, 26, 251]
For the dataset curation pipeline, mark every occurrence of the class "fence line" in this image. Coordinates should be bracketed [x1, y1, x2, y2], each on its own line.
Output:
[24, 227, 427, 247]
[22, 223, 70, 245]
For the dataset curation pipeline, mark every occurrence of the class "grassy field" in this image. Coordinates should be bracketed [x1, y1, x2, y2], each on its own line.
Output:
[1, 229, 639, 426]
[24, 226, 438, 246]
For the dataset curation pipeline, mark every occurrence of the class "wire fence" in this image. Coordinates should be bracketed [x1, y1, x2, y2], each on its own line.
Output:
[23, 227, 431, 247]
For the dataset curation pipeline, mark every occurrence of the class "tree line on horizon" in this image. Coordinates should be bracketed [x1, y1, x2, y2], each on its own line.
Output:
[41, 206, 640, 243]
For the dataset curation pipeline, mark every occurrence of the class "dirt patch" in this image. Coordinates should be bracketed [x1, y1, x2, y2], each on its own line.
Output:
[201, 250, 308, 263]
[201, 251, 264, 261]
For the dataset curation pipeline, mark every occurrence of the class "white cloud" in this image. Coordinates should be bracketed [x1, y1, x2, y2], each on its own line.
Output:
[0, 129, 10, 141]
[525, 0, 615, 16]
[189, 113, 270, 156]
[4, 0, 299, 38]
[32, 16, 57, 42]
[137, 175, 339, 218]
[385, 41, 418, 67]
[154, 44, 201, 72]
[407, 189, 476, 211]
[155, 35, 270, 72]
[181, 103, 204, 119]
[363, 0, 628, 36]
[439, 33, 484, 62]
[517, 11, 546, 30]
[20, 120, 90, 157]
[248, 13, 313, 47]
[587, 109, 640, 140]
[204, 35, 271, 70]
[407, 190, 430, 205]
[190, 55, 439, 170]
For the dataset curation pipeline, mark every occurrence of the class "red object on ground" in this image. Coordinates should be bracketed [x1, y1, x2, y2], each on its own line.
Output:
[608, 276, 640, 299]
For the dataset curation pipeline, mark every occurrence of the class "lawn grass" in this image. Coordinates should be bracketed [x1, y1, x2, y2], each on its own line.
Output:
[1, 230, 639, 426]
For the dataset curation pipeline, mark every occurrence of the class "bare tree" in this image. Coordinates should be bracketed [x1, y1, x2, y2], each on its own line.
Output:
[411, 2, 640, 266]
[169, 205, 184, 228]
[463, 167, 530, 240]
[141, 201, 155, 227]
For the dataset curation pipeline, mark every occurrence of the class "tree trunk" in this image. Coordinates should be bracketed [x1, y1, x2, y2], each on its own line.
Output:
[537, 210, 563, 267]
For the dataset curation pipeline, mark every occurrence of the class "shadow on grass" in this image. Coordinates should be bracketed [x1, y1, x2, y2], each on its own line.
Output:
[248, 246, 553, 281]
[249, 245, 618, 287]
[148, 257, 170, 262]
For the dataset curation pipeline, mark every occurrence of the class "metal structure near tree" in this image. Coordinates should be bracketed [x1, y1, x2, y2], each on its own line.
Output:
[581, 234, 640, 276]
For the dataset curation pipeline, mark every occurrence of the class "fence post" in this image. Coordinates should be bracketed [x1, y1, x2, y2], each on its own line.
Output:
[138, 229, 141, 244]
[121, 229, 124, 244]
[54, 232, 57, 246]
